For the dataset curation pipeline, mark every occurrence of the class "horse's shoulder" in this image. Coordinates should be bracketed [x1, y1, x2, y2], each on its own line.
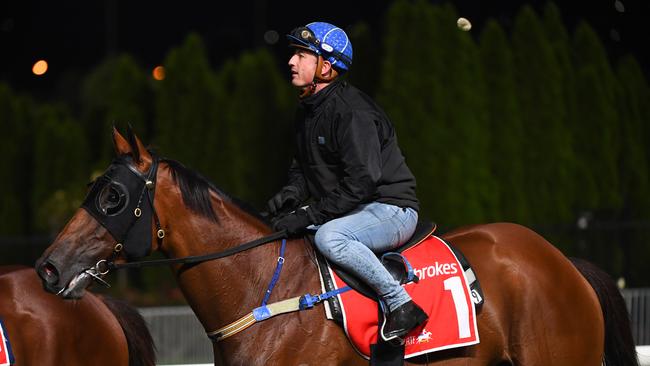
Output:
[0, 265, 41, 289]
[0, 264, 30, 276]
[0, 266, 98, 308]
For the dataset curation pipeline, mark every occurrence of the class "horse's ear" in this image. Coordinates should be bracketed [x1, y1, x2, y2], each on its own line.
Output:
[112, 126, 133, 156]
[125, 123, 152, 165]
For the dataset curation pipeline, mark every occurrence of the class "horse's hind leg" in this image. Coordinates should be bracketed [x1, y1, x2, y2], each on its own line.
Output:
[506, 268, 604, 364]
[507, 267, 604, 365]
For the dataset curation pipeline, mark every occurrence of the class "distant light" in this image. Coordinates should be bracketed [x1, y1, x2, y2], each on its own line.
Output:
[457, 17, 472, 31]
[152, 65, 165, 81]
[264, 30, 279, 45]
[32, 60, 48, 76]
[614, 0, 625, 13]
[576, 211, 592, 230]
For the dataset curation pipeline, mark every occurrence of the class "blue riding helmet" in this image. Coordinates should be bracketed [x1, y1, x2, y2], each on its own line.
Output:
[287, 22, 353, 72]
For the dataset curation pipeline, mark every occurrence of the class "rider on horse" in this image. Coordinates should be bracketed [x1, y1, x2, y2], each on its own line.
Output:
[268, 21, 428, 344]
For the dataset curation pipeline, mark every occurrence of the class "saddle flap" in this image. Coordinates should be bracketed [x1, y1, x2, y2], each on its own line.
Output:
[318, 234, 481, 359]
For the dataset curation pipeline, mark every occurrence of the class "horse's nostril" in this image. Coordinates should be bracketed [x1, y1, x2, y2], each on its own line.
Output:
[39, 261, 60, 284]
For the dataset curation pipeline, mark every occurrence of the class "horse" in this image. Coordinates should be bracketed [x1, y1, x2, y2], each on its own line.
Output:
[0, 265, 155, 365]
[35, 127, 638, 365]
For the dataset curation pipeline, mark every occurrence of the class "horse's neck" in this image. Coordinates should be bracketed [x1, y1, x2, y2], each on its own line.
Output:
[161, 195, 318, 336]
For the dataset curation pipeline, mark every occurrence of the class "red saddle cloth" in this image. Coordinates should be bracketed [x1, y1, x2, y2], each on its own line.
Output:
[329, 235, 479, 359]
[0, 318, 15, 366]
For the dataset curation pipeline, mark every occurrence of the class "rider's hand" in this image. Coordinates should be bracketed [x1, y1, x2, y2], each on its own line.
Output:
[272, 209, 311, 236]
[267, 186, 301, 216]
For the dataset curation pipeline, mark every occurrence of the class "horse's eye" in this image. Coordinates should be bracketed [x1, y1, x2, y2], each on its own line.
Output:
[96, 182, 129, 216]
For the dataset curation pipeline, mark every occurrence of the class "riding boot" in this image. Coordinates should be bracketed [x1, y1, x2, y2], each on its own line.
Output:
[380, 300, 429, 345]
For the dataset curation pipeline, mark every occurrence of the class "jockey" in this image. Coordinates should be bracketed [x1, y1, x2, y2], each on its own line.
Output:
[267, 21, 428, 344]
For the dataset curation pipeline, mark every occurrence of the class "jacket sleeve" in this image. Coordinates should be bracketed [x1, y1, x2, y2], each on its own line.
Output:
[306, 110, 381, 224]
[285, 158, 310, 202]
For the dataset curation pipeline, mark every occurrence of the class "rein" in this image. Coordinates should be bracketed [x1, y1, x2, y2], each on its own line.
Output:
[86, 154, 286, 273]
[105, 230, 287, 271]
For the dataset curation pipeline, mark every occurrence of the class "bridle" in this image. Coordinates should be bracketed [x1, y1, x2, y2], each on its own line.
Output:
[81, 154, 285, 288]
[75, 154, 335, 343]
[78, 154, 164, 286]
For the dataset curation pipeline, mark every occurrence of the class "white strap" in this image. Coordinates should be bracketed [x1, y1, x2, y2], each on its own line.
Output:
[207, 296, 302, 341]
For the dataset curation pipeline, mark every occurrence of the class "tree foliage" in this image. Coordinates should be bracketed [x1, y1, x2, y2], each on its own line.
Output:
[1, 2, 649, 286]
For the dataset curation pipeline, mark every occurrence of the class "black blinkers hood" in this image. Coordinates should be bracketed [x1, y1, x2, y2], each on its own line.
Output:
[81, 156, 159, 260]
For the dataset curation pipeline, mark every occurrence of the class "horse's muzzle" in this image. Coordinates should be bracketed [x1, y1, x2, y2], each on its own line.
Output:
[36, 259, 63, 294]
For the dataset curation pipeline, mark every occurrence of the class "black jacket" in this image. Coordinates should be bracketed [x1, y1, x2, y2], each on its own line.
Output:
[284, 80, 419, 225]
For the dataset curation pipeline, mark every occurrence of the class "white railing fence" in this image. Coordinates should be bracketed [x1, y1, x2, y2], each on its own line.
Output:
[139, 306, 213, 365]
[623, 288, 650, 346]
[140, 288, 650, 365]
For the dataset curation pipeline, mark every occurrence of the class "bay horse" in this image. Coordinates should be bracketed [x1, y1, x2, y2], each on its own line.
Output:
[35, 127, 638, 365]
[0, 265, 155, 365]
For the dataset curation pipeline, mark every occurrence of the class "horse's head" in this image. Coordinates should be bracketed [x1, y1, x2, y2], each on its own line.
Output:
[36, 127, 159, 298]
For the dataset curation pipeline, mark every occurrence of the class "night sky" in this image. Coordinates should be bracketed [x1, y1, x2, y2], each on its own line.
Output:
[2, 0, 649, 95]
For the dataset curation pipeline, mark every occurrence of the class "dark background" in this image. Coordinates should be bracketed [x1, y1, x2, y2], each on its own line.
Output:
[1, 0, 649, 304]
[2, 0, 649, 96]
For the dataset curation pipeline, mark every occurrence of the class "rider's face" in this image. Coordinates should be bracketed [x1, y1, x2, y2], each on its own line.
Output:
[288, 48, 318, 88]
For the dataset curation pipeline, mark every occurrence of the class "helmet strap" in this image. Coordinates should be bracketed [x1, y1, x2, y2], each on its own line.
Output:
[300, 56, 338, 99]
[314, 56, 339, 83]
[299, 81, 317, 99]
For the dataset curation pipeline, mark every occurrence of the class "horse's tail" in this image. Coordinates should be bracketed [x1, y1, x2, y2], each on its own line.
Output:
[100, 295, 157, 366]
[570, 257, 639, 366]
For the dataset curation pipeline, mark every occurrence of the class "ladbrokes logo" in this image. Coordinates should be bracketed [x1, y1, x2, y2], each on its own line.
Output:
[414, 262, 458, 280]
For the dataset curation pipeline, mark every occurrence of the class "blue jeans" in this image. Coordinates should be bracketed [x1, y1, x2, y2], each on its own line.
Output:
[313, 202, 418, 311]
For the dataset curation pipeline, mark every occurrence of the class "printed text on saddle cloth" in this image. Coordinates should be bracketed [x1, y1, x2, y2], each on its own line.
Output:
[330, 235, 479, 359]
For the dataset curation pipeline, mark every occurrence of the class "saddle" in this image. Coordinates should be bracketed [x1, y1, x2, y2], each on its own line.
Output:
[308, 221, 484, 324]
[311, 221, 434, 300]
[306, 221, 484, 364]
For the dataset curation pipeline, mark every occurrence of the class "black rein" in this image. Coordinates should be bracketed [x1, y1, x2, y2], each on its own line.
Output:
[108, 230, 288, 271]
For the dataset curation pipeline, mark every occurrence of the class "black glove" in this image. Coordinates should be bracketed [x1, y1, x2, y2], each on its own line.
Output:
[267, 186, 301, 216]
[272, 209, 311, 236]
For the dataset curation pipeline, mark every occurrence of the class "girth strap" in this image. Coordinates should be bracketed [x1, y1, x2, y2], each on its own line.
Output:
[207, 296, 302, 341]
[207, 286, 352, 342]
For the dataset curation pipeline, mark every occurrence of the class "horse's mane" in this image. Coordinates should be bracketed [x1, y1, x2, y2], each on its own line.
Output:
[160, 157, 269, 224]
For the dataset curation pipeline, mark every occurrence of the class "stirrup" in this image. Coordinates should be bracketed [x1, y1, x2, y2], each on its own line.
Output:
[379, 316, 407, 345]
